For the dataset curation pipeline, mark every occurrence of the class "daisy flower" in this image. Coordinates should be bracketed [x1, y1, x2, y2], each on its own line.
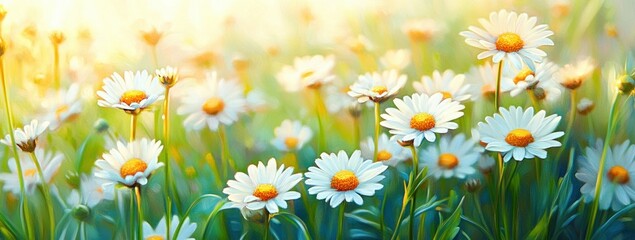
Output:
[466, 62, 504, 100]
[97, 70, 164, 114]
[477, 106, 564, 162]
[380, 49, 411, 71]
[420, 134, 479, 179]
[577, 98, 595, 115]
[460, 9, 554, 70]
[0, 149, 63, 195]
[530, 75, 563, 102]
[271, 120, 313, 152]
[360, 133, 410, 167]
[67, 173, 114, 208]
[94, 138, 164, 188]
[576, 139, 635, 211]
[276, 55, 336, 92]
[41, 84, 82, 130]
[502, 60, 560, 97]
[143, 215, 197, 240]
[177, 71, 247, 131]
[223, 158, 302, 213]
[156, 66, 179, 87]
[305, 150, 387, 208]
[471, 129, 496, 173]
[380, 93, 465, 147]
[324, 85, 363, 114]
[413, 70, 473, 102]
[559, 57, 595, 90]
[402, 19, 442, 42]
[1, 119, 49, 152]
[348, 70, 407, 103]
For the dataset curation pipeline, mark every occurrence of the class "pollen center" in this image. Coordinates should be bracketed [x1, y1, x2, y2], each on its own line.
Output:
[439, 91, 453, 99]
[495, 32, 524, 53]
[253, 183, 278, 201]
[607, 166, 630, 184]
[438, 153, 459, 169]
[147, 235, 164, 240]
[301, 71, 315, 79]
[514, 69, 535, 84]
[284, 137, 299, 149]
[331, 170, 359, 191]
[24, 169, 37, 177]
[377, 150, 392, 161]
[119, 158, 148, 178]
[202, 97, 225, 115]
[371, 86, 388, 95]
[120, 90, 147, 106]
[505, 129, 534, 147]
[410, 113, 436, 131]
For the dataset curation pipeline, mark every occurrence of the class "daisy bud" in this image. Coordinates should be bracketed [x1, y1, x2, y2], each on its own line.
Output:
[65, 171, 81, 189]
[532, 87, 546, 100]
[347, 103, 362, 118]
[577, 98, 595, 115]
[398, 139, 414, 147]
[240, 207, 266, 223]
[617, 75, 635, 95]
[49, 31, 65, 45]
[156, 66, 178, 87]
[465, 179, 482, 193]
[93, 118, 110, 133]
[72, 204, 90, 221]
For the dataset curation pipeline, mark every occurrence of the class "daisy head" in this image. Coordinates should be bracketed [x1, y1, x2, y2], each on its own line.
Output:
[42, 83, 82, 130]
[223, 158, 302, 214]
[97, 70, 164, 115]
[0, 148, 63, 195]
[276, 55, 336, 92]
[380, 49, 411, 71]
[421, 133, 479, 179]
[1, 119, 49, 152]
[177, 71, 247, 131]
[156, 66, 179, 87]
[466, 62, 504, 101]
[502, 60, 560, 98]
[577, 98, 595, 115]
[460, 9, 554, 70]
[305, 150, 388, 208]
[413, 70, 473, 102]
[360, 133, 410, 167]
[143, 215, 197, 240]
[67, 173, 114, 208]
[402, 18, 442, 42]
[271, 119, 313, 152]
[576, 139, 635, 211]
[94, 138, 164, 188]
[348, 70, 407, 103]
[478, 106, 564, 162]
[559, 57, 595, 90]
[380, 93, 465, 147]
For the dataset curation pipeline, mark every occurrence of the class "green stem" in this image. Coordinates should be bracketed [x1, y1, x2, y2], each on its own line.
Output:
[373, 102, 380, 162]
[219, 126, 236, 177]
[353, 116, 360, 148]
[555, 90, 577, 161]
[314, 89, 326, 152]
[53, 43, 60, 89]
[135, 187, 144, 240]
[473, 193, 491, 235]
[337, 202, 346, 240]
[163, 86, 172, 240]
[585, 94, 620, 240]
[391, 195, 408, 240]
[264, 210, 271, 240]
[494, 60, 503, 112]
[408, 145, 419, 240]
[0, 56, 33, 239]
[29, 152, 55, 240]
[528, 89, 540, 110]
[130, 114, 138, 142]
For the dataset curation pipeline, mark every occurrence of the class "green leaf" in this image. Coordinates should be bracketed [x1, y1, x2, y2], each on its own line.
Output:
[592, 203, 635, 239]
[433, 196, 464, 240]
[526, 214, 549, 240]
[273, 212, 312, 240]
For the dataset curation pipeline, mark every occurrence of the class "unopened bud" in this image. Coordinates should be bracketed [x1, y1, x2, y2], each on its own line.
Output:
[65, 171, 80, 189]
[72, 204, 90, 221]
[93, 118, 110, 133]
[465, 179, 482, 193]
[617, 75, 635, 95]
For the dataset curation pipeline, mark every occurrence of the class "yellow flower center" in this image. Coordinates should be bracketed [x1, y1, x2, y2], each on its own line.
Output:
[146, 235, 164, 240]
[495, 32, 524, 53]
[410, 113, 436, 131]
[371, 86, 388, 95]
[514, 69, 535, 84]
[331, 170, 359, 191]
[439, 91, 453, 99]
[55, 104, 69, 120]
[24, 169, 37, 177]
[253, 183, 278, 201]
[505, 129, 534, 147]
[438, 153, 459, 169]
[377, 150, 392, 161]
[202, 97, 225, 115]
[119, 158, 148, 178]
[284, 137, 299, 149]
[120, 90, 147, 106]
[607, 166, 630, 184]
[301, 71, 315, 79]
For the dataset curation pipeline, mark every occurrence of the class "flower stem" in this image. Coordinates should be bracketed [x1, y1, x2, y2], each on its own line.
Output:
[53, 42, 60, 89]
[555, 90, 577, 161]
[29, 152, 55, 240]
[130, 114, 138, 142]
[0, 54, 33, 239]
[163, 86, 172, 240]
[219, 126, 236, 177]
[314, 89, 326, 152]
[264, 210, 271, 240]
[408, 145, 419, 240]
[373, 102, 380, 162]
[135, 186, 144, 240]
[337, 202, 346, 240]
[585, 94, 620, 240]
[353, 116, 360, 148]
[494, 60, 503, 112]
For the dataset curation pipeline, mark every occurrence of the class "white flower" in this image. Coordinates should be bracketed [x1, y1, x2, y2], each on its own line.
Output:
[177, 71, 247, 131]
[380, 93, 465, 147]
[478, 106, 564, 162]
[156, 66, 179, 87]
[413, 70, 473, 102]
[0, 149, 63, 195]
[421, 134, 479, 179]
[348, 70, 407, 103]
[360, 133, 410, 167]
[380, 49, 411, 70]
[402, 19, 442, 42]
[276, 55, 336, 92]
[94, 138, 164, 188]
[97, 70, 164, 113]
[67, 173, 114, 208]
[143, 215, 197, 240]
[559, 57, 595, 90]
[460, 9, 554, 70]
[471, 129, 496, 172]
[502, 60, 560, 97]
[41, 84, 82, 130]
[223, 158, 302, 213]
[576, 139, 635, 211]
[271, 120, 313, 152]
[305, 150, 387, 208]
[324, 85, 362, 114]
[577, 98, 595, 115]
[1, 119, 50, 152]
[466, 62, 505, 100]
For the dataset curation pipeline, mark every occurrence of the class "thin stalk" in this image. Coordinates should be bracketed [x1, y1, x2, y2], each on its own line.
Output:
[264, 210, 271, 240]
[391, 196, 408, 240]
[472, 193, 491, 235]
[494, 60, 504, 111]
[314, 89, 326, 152]
[130, 114, 138, 142]
[337, 202, 346, 240]
[373, 102, 380, 162]
[528, 90, 540, 110]
[135, 187, 144, 240]
[29, 152, 55, 240]
[585, 94, 620, 240]
[219, 126, 236, 176]
[0, 56, 33, 239]
[353, 116, 360, 148]
[555, 90, 577, 161]
[408, 145, 419, 240]
[128, 189, 134, 240]
[53, 43, 60, 89]
[151, 46, 158, 69]
[163, 86, 172, 240]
